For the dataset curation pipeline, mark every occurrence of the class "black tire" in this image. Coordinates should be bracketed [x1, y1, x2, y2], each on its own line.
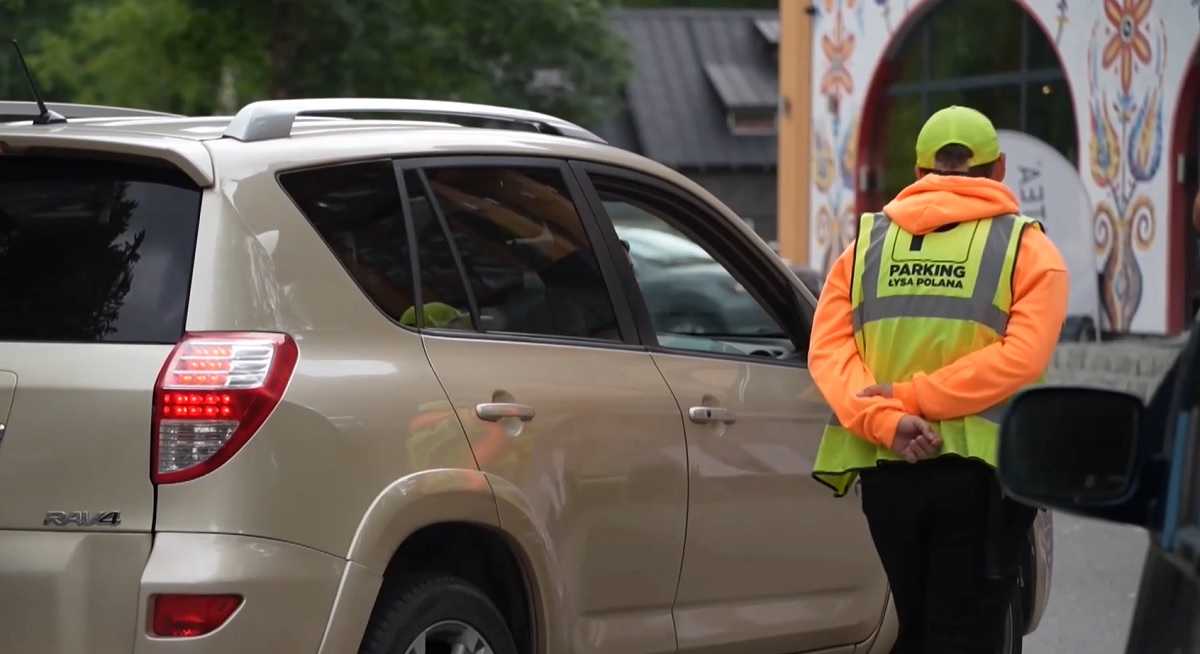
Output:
[1001, 582, 1025, 654]
[359, 574, 519, 654]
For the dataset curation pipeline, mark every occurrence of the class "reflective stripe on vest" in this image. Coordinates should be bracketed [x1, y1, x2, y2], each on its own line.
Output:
[853, 213, 1016, 335]
[813, 212, 1041, 496]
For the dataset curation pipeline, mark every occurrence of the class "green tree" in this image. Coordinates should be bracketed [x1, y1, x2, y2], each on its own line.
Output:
[613, 0, 776, 7]
[1, 0, 79, 99]
[21, 0, 628, 124]
[30, 0, 262, 114]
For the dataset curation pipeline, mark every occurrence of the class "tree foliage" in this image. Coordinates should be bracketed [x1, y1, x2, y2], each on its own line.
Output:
[614, 0, 776, 7]
[8, 0, 628, 124]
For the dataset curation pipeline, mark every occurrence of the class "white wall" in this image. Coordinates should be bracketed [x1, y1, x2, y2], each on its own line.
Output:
[806, 0, 1200, 333]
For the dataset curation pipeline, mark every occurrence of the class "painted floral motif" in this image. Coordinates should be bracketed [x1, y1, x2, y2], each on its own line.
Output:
[1055, 0, 1070, 44]
[1101, 0, 1153, 95]
[813, 130, 835, 193]
[839, 117, 859, 190]
[875, 0, 892, 32]
[1128, 83, 1162, 182]
[1095, 196, 1156, 331]
[815, 200, 859, 272]
[1089, 97, 1120, 187]
[820, 5, 856, 114]
[813, 0, 866, 274]
[1087, 8, 1165, 331]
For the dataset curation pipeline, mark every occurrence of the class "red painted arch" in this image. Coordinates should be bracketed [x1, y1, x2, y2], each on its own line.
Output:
[854, 0, 1081, 214]
[1168, 40, 1200, 333]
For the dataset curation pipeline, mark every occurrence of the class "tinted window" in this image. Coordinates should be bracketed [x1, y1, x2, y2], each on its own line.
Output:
[281, 160, 419, 323]
[0, 157, 200, 343]
[404, 170, 474, 329]
[423, 166, 619, 341]
[601, 192, 786, 354]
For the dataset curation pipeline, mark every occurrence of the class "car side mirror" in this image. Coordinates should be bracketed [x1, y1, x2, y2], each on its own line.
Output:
[998, 387, 1142, 510]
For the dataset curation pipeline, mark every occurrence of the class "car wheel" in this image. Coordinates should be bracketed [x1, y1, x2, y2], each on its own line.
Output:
[359, 575, 518, 654]
[1001, 583, 1025, 654]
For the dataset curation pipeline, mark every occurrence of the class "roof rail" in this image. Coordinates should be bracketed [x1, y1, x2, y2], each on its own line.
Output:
[0, 101, 180, 120]
[222, 98, 605, 144]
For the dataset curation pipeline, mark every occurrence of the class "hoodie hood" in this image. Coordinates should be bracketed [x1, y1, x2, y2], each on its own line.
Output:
[883, 174, 1020, 235]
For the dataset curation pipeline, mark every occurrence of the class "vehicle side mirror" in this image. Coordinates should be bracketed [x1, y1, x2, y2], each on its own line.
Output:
[998, 387, 1142, 510]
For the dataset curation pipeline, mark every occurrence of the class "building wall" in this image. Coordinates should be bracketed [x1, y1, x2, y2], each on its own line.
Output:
[805, 0, 1200, 334]
[689, 170, 780, 242]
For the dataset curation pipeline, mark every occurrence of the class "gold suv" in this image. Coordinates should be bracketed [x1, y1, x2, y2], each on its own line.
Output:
[0, 99, 1050, 654]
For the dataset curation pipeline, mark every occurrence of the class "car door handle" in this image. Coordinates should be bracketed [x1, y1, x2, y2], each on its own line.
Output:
[688, 406, 736, 425]
[476, 403, 536, 422]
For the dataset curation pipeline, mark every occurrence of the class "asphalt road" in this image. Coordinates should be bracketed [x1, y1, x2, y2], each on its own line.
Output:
[1023, 512, 1149, 654]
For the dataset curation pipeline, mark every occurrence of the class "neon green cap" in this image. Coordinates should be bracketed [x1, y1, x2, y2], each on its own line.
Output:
[914, 105, 1000, 169]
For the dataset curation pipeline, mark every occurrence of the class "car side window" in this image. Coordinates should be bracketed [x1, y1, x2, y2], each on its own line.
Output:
[596, 188, 788, 356]
[419, 165, 621, 342]
[280, 160, 419, 323]
[402, 170, 475, 330]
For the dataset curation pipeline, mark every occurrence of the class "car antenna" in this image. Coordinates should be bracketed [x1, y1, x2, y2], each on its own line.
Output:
[9, 39, 65, 125]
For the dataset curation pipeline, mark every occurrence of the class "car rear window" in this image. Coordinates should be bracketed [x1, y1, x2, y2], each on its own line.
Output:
[0, 157, 201, 343]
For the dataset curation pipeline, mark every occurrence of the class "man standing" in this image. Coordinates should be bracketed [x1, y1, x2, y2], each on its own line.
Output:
[809, 106, 1069, 653]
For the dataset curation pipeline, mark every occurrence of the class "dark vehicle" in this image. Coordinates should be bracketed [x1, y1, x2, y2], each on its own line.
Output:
[998, 315, 1200, 653]
[791, 266, 824, 298]
[616, 225, 782, 337]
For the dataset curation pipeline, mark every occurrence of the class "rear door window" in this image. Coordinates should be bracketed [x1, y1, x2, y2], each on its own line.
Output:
[419, 165, 621, 341]
[0, 157, 201, 343]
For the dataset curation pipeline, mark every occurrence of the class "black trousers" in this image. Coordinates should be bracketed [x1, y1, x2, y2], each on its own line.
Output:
[860, 457, 1037, 654]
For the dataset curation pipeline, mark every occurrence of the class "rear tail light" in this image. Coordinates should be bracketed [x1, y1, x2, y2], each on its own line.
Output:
[152, 594, 242, 637]
[152, 333, 298, 484]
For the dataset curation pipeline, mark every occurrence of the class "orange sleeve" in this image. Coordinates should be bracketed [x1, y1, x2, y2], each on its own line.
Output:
[808, 244, 908, 447]
[891, 228, 1069, 419]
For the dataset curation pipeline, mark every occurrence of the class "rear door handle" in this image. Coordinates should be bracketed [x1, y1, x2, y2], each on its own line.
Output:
[476, 403, 536, 422]
[688, 406, 736, 425]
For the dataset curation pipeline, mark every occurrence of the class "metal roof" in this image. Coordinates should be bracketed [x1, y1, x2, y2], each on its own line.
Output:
[597, 9, 779, 170]
[704, 62, 777, 111]
[754, 18, 780, 45]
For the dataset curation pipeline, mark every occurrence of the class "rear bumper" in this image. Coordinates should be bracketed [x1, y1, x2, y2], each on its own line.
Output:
[0, 530, 347, 653]
[0, 530, 151, 654]
[135, 532, 345, 653]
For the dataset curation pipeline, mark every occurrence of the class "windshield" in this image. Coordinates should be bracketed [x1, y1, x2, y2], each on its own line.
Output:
[616, 226, 714, 266]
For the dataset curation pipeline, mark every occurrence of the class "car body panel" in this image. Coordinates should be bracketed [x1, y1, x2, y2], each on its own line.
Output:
[345, 468, 500, 572]
[316, 560, 384, 654]
[653, 352, 890, 653]
[0, 531, 150, 654]
[0, 128, 215, 185]
[158, 182, 476, 556]
[1125, 319, 1200, 653]
[135, 533, 343, 653]
[0, 343, 166, 532]
[422, 334, 688, 654]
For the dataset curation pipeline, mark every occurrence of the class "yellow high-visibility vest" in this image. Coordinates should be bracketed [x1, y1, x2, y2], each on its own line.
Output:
[813, 212, 1042, 496]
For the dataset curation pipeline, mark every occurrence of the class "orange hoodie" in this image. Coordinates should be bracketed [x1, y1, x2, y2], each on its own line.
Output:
[808, 175, 1069, 447]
